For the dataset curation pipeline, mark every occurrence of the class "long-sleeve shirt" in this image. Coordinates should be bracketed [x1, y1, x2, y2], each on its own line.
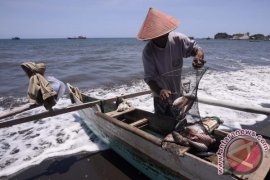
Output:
[142, 31, 200, 97]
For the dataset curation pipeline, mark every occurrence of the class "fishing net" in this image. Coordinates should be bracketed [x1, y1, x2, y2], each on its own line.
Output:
[159, 67, 208, 130]
[160, 67, 220, 152]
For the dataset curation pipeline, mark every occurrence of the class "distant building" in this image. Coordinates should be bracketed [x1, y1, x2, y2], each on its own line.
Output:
[214, 32, 268, 40]
[232, 32, 249, 40]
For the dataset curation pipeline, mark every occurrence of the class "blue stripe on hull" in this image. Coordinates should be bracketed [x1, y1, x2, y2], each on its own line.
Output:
[110, 140, 181, 180]
[78, 111, 182, 180]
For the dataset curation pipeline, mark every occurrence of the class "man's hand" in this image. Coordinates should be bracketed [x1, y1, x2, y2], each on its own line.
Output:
[160, 89, 172, 101]
[193, 49, 206, 68]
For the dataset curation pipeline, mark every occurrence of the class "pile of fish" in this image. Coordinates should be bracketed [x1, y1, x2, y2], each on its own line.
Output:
[163, 117, 222, 153]
[163, 96, 223, 152]
[172, 123, 216, 152]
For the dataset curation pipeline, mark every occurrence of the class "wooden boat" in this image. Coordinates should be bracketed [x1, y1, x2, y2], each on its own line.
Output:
[67, 83, 270, 180]
[11, 37, 20, 40]
[67, 36, 86, 39]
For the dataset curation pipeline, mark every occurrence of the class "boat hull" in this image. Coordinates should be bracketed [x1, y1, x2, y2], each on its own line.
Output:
[75, 101, 232, 180]
[78, 108, 181, 179]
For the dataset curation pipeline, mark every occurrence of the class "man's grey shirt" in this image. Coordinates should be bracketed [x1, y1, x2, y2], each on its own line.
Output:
[142, 31, 200, 96]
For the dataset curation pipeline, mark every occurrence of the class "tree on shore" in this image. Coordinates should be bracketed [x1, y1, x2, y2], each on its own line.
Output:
[214, 33, 232, 39]
[250, 34, 267, 40]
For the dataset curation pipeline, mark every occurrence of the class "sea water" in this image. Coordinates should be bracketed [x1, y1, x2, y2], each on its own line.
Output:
[0, 38, 270, 177]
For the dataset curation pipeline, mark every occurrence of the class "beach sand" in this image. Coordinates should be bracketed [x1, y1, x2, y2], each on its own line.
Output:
[11, 150, 149, 180]
[242, 116, 270, 144]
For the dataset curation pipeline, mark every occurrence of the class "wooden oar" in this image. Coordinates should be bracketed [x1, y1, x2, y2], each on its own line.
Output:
[0, 103, 40, 120]
[0, 90, 152, 129]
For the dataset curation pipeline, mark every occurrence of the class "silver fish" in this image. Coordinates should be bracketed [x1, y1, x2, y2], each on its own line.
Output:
[194, 152, 215, 157]
[187, 139, 208, 152]
[192, 133, 216, 146]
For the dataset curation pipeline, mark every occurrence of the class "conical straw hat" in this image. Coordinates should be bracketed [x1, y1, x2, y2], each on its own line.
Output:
[137, 8, 180, 40]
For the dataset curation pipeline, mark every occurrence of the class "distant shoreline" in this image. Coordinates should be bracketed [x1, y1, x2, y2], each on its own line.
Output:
[1, 38, 269, 41]
[214, 32, 270, 40]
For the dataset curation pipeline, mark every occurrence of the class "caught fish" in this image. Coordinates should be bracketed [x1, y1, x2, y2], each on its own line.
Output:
[163, 133, 174, 143]
[187, 139, 208, 152]
[173, 97, 184, 106]
[191, 133, 216, 146]
[172, 131, 189, 146]
[172, 96, 189, 109]
[186, 124, 205, 134]
[194, 152, 215, 157]
[184, 123, 216, 150]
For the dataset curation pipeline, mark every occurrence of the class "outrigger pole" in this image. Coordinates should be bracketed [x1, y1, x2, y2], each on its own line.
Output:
[0, 91, 269, 129]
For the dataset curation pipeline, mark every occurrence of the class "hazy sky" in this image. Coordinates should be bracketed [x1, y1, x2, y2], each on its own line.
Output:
[0, 0, 269, 39]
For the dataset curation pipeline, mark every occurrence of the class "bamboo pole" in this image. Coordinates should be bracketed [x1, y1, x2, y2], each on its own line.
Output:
[0, 100, 101, 128]
[197, 97, 270, 115]
[0, 90, 152, 128]
[2, 90, 269, 129]
[0, 103, 39, 120]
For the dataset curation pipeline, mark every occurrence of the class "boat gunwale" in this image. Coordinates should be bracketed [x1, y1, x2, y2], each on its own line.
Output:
[95, 111, 163, 146]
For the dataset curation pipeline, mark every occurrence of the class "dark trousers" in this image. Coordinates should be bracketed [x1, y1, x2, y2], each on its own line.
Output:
[153, 97, 179, 118]
[154, 97, 188, 131]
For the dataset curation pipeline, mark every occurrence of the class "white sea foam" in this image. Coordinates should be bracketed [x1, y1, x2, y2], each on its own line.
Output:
[0, 66, 269, 177]
[86, 81, 154, 112]
[260, 57, 270, 61]
[0, 98, 108, 178]
[198, 66, 269, 130]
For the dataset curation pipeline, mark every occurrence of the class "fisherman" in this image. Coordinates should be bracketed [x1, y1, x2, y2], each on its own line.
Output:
[137, 8, 205, 118]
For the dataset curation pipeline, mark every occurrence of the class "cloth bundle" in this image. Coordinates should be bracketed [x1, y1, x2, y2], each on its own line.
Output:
[21, 62, 57, 110]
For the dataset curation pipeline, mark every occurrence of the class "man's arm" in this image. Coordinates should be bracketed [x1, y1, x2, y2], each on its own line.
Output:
[175, 32, 206, 68]
[147, 80, 162, 95]
[142, 45, 172, 100]
[147, 80, 172, 100]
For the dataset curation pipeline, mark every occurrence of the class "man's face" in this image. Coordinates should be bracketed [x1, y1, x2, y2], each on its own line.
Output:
[152, 33, 169, 47]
